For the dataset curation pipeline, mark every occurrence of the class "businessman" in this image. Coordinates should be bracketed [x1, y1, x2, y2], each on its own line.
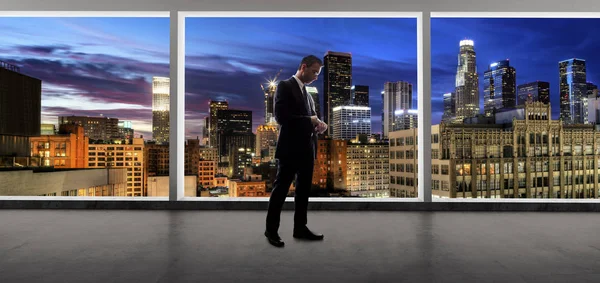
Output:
[264, 55, 327, 247]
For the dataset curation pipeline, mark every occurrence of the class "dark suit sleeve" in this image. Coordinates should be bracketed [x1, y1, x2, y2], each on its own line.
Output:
[274, 80, 312, 130]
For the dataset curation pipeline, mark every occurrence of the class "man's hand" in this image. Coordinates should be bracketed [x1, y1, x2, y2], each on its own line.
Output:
[310, 116, 320, 126]
[315, 120, 327, 134]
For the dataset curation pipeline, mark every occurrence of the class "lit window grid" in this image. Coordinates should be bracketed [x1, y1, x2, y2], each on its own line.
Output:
[332, 107, 371, 140]
[87, 145, 144, 197]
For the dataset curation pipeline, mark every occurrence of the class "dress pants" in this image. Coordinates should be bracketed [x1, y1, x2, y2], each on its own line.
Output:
[265, 156, 315, 233]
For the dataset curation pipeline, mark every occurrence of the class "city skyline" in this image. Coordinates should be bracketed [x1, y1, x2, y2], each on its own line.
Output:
[5, 17, 600, 140]
[432, 18, 600, 123]
[0, 17, 170, 139]
[185, 17, 418, 138]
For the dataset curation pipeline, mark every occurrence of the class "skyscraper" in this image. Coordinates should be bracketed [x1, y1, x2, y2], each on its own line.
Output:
[454, 40, 479, 122]
[203, 117, 209, 139]
[517, 81, 550, 105]
[118, 121, 134, 139]
[394, 109, 419, 130]
[255, 124, 278, 158]
[263, 81, 276, 124]
[209, 100, 228, 147]
[0, 61, 41, 157]
[382, 81, 412, 138]
[483, 59, 516, 116]
[559, 58, 587, 124]
[332, 106, 371, 140]
[306, 86, 321, 120]
[324, 51, 352, 135]
[351, 85, 369, 106]
[216, 109, 252, 159]
[587, 82, 600, 125]
[58, 116, 120, 141]
[442, 92, 455, 123]
[152, 76, 170, 144]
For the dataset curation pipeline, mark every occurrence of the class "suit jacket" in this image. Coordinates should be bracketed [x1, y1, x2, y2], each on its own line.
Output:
[273, 77, 318, 162]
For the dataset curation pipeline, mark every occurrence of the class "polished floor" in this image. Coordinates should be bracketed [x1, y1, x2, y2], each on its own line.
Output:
[1, 210, 600, 283]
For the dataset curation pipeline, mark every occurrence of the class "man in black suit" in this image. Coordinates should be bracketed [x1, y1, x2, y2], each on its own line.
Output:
[264, 55, 327, 247]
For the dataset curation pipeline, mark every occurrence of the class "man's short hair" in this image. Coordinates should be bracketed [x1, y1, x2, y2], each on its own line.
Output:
[298, 55, 323, 70]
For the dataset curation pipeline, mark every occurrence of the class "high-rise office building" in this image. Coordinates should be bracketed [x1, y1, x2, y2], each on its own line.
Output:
[382, 81, 412, 138]
[394, 109, 419, 130]
[256, 124, 278, 158]
[216, 109, 252, 159]
[58, 116, 120, 141]
[263, 80, 276, 124]
[351, 85, 369, 106]
[587, 95, 600, 124]
[559, 58, 587, 124]
[209, 100, 228, 147]
[152, 76, 170, 144]
[332, 106, 371, 140]
[442, 92, 456, 123]
[0, 61, 41, 157]
[454, 40, 479, 122]
[517, 81, 550, 105]
[118, 120, 134, 139]
[483, 59, 516, 116]
[324, 51, 352, 135]
[306, 86, 321, 120]
[202, 117, 209, 142]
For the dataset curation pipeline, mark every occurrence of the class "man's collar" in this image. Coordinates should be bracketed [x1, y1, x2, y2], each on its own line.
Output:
[293, 75, 304, 89]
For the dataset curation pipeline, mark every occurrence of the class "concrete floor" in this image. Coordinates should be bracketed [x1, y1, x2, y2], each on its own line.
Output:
[1, 210, 600, 283]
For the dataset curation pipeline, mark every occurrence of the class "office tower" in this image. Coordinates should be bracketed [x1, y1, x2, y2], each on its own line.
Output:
[209, 100, 228, 147]
[0, 61, 41, 157]
[216, 109, 252, 159]
[352, 85, 369, 106]
[202, 117, 209, 141]
[394, 109, 419, 130]
[382, 81, 412, 138]
[587, 95, 600, 124]
[454, 39, 479, 122]
[517, 81, 550, 105]
[324, 51, 352, 135]
[332, 106, 371, 140]
[58, 116, 120, 141]
[306, 86, 321, 120]
[483, 59, 517, 116]
[118, 120, 134, 139]
[442, 92, 456, 123]
[263, 79, 276, 124]
[152, 76, 170, 144]
[559, 59, 587, 124]
[255, 124, 278, 158]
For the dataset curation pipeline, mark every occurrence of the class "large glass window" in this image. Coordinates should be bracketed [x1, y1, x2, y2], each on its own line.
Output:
[184, 15, 418, 199]
[431, 16, 600, 199]
[0, 15, 169, 197]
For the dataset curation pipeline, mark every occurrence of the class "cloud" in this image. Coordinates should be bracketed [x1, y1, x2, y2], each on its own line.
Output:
[16, 45, 72, 56]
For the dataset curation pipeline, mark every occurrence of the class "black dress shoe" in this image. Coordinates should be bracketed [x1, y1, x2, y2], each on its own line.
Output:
[293, 227, 324, 241]
[264, 230, 285, 247]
